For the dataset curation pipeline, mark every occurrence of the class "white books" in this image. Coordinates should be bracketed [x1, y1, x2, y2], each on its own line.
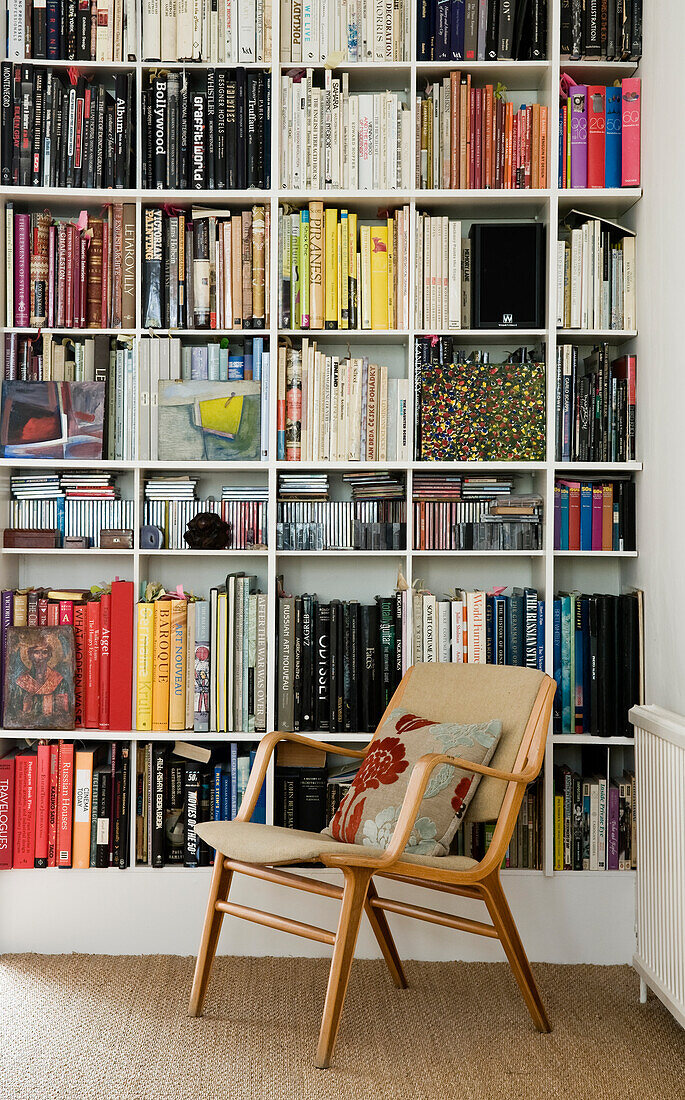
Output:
[302, 0, 314, 60]
[238, 0, 255, 59]
[437, 601, 450, 662]
[623, 235, 636, 329]
[422, 594, 436, 661]
[448, 219, 461, 330]
[570, 228, 583, 329]
[556, 241, 566, 327]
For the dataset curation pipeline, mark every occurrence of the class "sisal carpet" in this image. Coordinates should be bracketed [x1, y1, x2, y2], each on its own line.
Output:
[2, 956, 684, 1100]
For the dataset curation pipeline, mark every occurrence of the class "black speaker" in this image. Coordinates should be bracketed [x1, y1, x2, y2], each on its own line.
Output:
[470, 223, 546, 329]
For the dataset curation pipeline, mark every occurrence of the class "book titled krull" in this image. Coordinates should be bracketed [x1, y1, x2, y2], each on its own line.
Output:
[3, 627, 76, 731]
[0, 381, 105, 459]
[157, 380, 261, 461]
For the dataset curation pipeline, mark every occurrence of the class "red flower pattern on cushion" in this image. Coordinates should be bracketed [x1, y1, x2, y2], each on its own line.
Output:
[329, 736, 409, 843]
[451, 776, 473, 817]
[394, 713, 434, 735]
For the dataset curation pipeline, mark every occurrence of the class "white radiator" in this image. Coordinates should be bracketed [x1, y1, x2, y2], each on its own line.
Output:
[630, 705, 685, 1029]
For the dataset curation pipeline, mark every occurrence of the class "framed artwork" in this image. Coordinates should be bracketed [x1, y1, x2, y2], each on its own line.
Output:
[3, 627, 76, 730]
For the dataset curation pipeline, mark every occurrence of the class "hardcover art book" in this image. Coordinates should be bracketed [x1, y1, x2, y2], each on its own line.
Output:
[3, 627, 76, 731]
[0, 382, 105, 459]
[157, 381, 261, 461]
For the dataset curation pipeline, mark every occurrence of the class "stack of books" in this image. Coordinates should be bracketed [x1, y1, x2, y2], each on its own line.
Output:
[561, 0, 642, 60]
[553, 766, 636, 872]
[221, 486, 269, 549]
[7, 473, 134, 549]
[413, 475, 543, 551]
[556, 212, 636, 330]
[554, 479, 636, 552]
[280, 73, 410, 190]
[142, 0, 272, 61]
[280, 0, 410, 62]
[560, 80, 641, 188]
[412, 586, 545, 667]
[414, 214, 464, 329]
[417, 0, 546, 61]
[278, 204, 411, 331]
[555, 346, 637, 463]
[276, 499, 406, 551]
[6, 0, 135, 59]
[277, 344, 409, 462]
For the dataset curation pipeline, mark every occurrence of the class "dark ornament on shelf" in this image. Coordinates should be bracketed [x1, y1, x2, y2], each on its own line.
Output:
[184, 511, 230, 550]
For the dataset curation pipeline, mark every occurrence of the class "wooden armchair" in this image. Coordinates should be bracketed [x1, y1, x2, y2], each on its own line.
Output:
[189, 663, 556, 1068]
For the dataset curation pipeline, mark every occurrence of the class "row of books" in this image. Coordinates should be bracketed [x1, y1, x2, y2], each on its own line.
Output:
[136, 741, 266, 868]
[277, 587, 408, 733]
[0, 66, 133, 189]
[7, 472, 134, 548]
[8, 205, 136, 331]
[553, 590, 642, 737]
[143, 69, 271, 191]
[278, 204, 411, 331]
[414, 214, 466, 331]
[417, 0, 547, 61]
[280, 0, 410, 62]
[553, 766, 637, 872]
[560, 80, 641, 190]
[143, 0, 271, 62]
[6, 0, 134, 60]
[276, 500, 406, 551]
[0, 581, 134, 730]
[414, 342, 546, 462]
[280, 75, 410, 191]
[137, 337, 269, 463]
[412, 586, 544, 668]
[556, 212, 636, 331]
[554, 478, 636, 552]
[0, 742, 130, 870]
[417, 80, 548, 190]
[413, 497, 543, 551]
[561, 0, 642, 61]
[502, 779, 543, 869]
[277, 345, 409, 463]
[555, 346, 636, 463]
[143, 493, 269, 551]
[3, 333, 130, 385]
[142, 205, 269, 331]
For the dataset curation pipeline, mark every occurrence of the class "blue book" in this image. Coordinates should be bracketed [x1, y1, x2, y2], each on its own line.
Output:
[436, 0, 450, 59]
[252, 336, 263, 381]
[191, 346, 208, 380]
[248, 751, 267, 824]
[55, 495, 65, 538]
[507, 591, 524, 667]
[553, 598, 562, 732]
[559, 484, 570, 549]
[228, 353, 244, 380]
[579, 483, 593, 550]
[560, 595, 572, 734]
[536, 600, 545, 671]
[450, 0, 465, 60]
[605, 87, 622, 187]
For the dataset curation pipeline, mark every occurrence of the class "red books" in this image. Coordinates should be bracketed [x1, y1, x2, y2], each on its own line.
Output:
[99, 592, 111, 730]
[621, 78, 641, 187]
[47, 743, 59, 867]
[13, 753, 36, 868]
[59, 600, 73, 625]
[34, 742, 51, 868]
[74, 603, 86, 727]
[587, 86, 606, 189]
[47, 602, 59, 625]
[38, 596, 48, 625]
[56, 741, 74, 867]
[0, 755, 15, 870]
[108, 580, 134, 732]
[85, 600, 101, 729]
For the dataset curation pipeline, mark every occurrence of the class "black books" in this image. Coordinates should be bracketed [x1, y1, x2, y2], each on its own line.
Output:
[417, 0, 546, 59]
[141, 68, 270, 191]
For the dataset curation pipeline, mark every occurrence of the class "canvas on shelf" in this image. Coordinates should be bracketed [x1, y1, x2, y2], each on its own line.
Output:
[157, 380, 261, 461]
[0, 382, 105, 459]
[2, 626, 76, 731]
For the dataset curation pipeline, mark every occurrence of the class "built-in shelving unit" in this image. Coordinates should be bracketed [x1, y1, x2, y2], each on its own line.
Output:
[0, 0, 641, 960]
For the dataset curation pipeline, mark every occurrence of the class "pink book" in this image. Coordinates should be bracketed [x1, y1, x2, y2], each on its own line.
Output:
[47, 225, 56, 327]
[592, 486, 603, 550]
[570, 86, 588, 189]
[13, 213, 30, 326]
[621, 78, 641, 187]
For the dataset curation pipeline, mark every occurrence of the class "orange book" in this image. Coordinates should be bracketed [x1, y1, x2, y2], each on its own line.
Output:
[152, 601, 172, 732]
[72, 749, 95, 869]
[602, 484, 614, 551]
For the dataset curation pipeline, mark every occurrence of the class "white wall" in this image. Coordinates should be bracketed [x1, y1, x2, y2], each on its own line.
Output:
[627, 2, 685, 714]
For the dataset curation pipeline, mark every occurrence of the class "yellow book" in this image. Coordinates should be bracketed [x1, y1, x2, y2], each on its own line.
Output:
[185, 601, 195, 731]
[135, 602, 155, 731]
[168, 600, 187, 732]
[554, 793, 564, 871]
[72, 748, 95, 869]
[309, 201, 324, 329]
[386, 217, 394, 329]
[152, 601, 171, 732]
[370, 225, 388, 329]
[347, 211, 357, 328]
[359, 224, 371, 329]
[340, 211, 349, 329]
[324, 207, 338, 329]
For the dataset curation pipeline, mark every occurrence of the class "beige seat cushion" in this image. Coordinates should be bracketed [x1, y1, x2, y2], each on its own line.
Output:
[395, 664, 547, 822]
[196, 820, 478, 872]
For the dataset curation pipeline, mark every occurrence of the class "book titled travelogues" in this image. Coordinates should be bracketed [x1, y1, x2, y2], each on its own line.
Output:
[157, 380, 261, 461]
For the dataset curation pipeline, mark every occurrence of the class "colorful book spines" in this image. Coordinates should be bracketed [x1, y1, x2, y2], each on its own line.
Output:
[562, 78, 641, 189]
[168, 600, 187, 732]
[135, 602, 155, 731]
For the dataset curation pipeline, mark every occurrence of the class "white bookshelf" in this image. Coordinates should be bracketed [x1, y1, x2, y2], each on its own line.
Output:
[0, 0, 642, 962]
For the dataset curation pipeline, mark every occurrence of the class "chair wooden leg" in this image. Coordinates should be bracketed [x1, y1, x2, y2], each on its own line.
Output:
[188, 857, 232, 1018]
[365, 879, 408, 989]
[481, 872, 551, 1033]
[315, 867, 372, 1069]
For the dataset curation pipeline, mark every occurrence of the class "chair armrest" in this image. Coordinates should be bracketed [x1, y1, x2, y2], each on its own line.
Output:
[236, 731, 370, 823]
[322, 750, 536, 870]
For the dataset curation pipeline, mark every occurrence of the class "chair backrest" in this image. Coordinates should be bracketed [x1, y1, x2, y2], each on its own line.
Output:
[382, 663, 550, 823]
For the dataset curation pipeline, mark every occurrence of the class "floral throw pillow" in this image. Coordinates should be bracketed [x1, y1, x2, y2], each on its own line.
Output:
[323, 708, 502, 857]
